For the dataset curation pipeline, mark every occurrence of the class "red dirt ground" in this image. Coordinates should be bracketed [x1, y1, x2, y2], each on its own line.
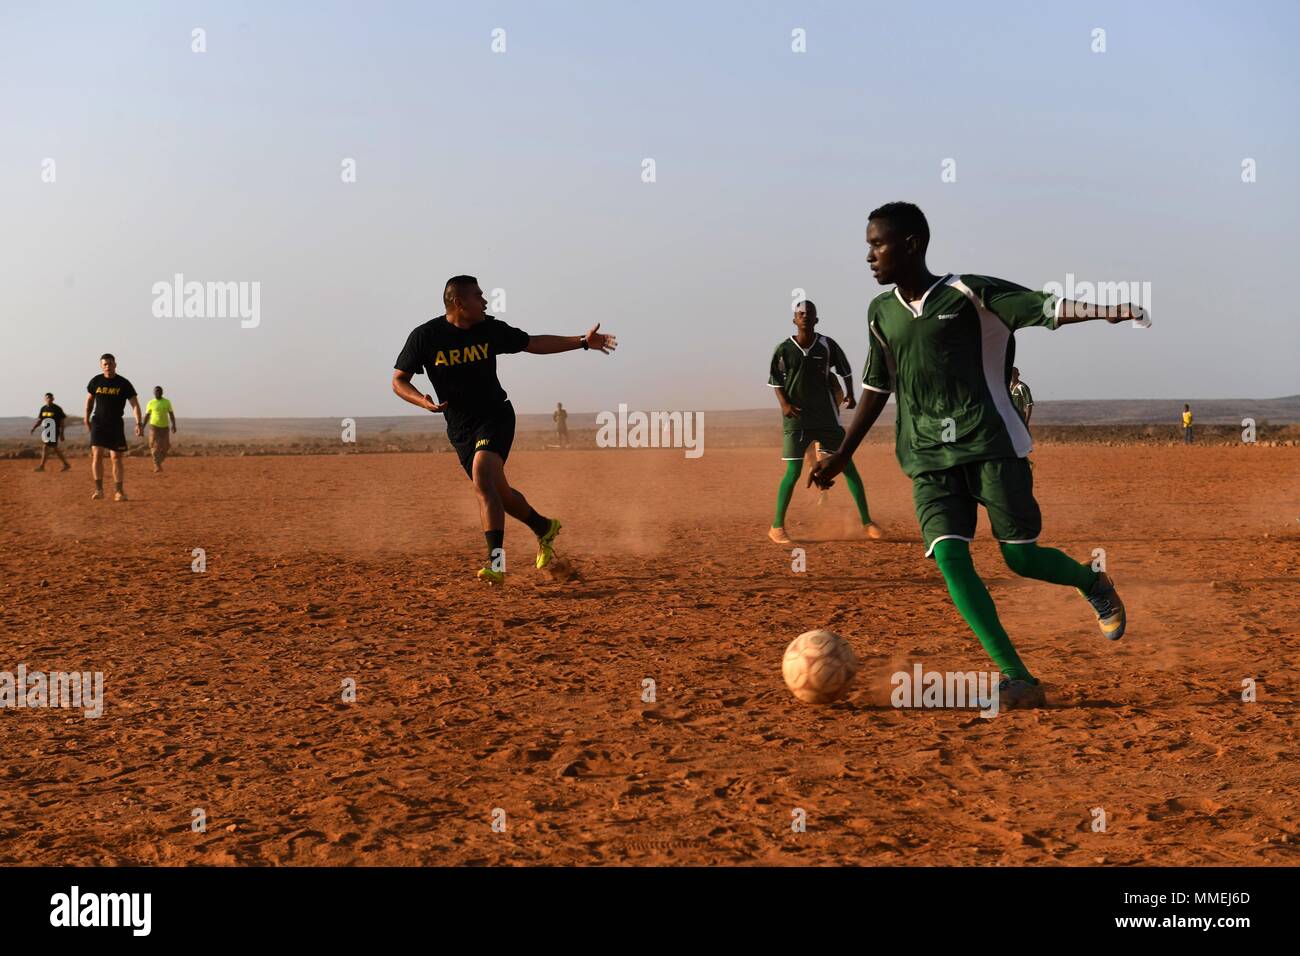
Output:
[1, 443, 1297, 865]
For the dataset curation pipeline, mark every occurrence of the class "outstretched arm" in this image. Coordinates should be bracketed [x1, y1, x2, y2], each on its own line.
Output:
[391, 370, 448, 413]
[1057, 301, 1148, 326]
[525, 323, 617, 355]
[807, 389, 890, 488]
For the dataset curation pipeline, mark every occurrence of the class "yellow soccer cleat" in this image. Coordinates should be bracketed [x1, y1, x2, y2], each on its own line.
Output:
[863, 522, 884, 540]
[768, 526, 793, 545]
[535, 518, 562, 570]
[477, 566, 505, 586]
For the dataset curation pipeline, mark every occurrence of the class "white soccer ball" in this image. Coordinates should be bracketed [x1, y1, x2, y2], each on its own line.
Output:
[782, 629, 858, 704]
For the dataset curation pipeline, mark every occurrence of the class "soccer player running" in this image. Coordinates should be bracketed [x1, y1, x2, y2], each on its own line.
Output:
[144, 386, 178, 472]
[392, 276, 617, 585]
[1182, 403, 1194, 444]
[768, 299, 882, 544]
[810, 203, 1140, 708]
[84, 353, 143, 501]
[30, 392, 71, 472]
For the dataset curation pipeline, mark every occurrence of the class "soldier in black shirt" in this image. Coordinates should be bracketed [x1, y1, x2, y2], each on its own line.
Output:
[393, 275, 617, 585]
[83, 353, 143, 501]
[29, 392, 71, 472]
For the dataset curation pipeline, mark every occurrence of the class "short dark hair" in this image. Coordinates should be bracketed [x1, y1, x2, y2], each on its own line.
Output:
[44, 392, 53, 399]
[154, 385, 164, 394]
[443, 275, 479, 310]
[100, 352, 115, 363]
[795, 300, 818, 318]
[868, 201, 930, 250]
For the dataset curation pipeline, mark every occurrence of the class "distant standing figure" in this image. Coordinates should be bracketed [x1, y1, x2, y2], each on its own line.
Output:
[1009, 366, 1033, 430]
[145, 386, 178, 472]
[30, 392, 71, 472]
[1182, 403, 1193, 444]
[85, 353, 143, 501]
[553, 402, 569, 447]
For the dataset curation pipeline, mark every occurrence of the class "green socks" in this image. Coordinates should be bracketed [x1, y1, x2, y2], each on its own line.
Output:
[773, 459, 801, 527]
[932, 538, 1031, 680]
[999, 542, 1098, 592]
[773, 457, 872, 527]
[931, 539, 1101, 680]
[841, 459, 873, 524]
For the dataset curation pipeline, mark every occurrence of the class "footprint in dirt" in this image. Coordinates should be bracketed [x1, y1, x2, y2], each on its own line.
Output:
[543, 558, 583, 583]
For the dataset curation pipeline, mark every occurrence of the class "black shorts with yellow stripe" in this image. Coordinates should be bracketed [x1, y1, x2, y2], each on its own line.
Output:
[449, 401, 516, 478]
[912, 457, 1041, 558]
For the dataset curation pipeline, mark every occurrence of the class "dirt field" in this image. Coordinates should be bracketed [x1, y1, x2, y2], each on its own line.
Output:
[1, 443, 1297, 865]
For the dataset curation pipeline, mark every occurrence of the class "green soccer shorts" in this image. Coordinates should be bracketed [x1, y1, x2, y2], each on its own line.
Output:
[782, 424, 846, 461]
[912, 457, 1042, 557]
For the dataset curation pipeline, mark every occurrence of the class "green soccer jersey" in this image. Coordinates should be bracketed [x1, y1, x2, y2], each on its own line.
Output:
[1010, 381, 1033, 422]
[862, 274, 1059, 478]
[769, 334, 852, 431]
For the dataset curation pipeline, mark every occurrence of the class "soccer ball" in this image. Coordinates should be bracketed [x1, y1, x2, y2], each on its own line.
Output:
[782, 629, 858, 704]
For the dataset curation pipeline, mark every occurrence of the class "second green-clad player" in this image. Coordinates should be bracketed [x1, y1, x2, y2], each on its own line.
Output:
[768, 300, 882, 544]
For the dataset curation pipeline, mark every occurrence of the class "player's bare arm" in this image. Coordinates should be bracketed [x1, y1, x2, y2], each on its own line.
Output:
[129, 396, 144, 436]
[391, 369, 448, 413]
[807, 388, 889, 488]
[524, 323, 617, 355]
[1056, 301, 1149, 325]
[83, 393, 93, 429]
[772, 386, 800, 418]
[840, 375, 857, 409]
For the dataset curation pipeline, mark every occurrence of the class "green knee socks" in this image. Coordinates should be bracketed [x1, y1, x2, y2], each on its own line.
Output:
[999, 542, 1098, 592]
[773, 459, 801, 527]
[932, 538, 1031, 680]
[931, 539, 1101, 680]
[774, 458, 873, 527]
[841, 459, 873, 524]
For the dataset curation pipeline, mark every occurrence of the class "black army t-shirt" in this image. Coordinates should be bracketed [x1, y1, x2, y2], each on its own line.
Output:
[394, 316, 531, 426]
[87, 375, 137, 419]
[38, 403, 66, 441]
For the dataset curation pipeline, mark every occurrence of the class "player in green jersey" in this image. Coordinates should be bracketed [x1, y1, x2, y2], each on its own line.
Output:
[810, 202, 1142, 708]
[1009, 368, 1033, 429]
[768, 300, 882, 545]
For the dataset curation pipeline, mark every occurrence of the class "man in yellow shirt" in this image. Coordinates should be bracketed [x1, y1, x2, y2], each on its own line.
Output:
[144, 386, 177, 471]
[1182, 403, 1193, 444]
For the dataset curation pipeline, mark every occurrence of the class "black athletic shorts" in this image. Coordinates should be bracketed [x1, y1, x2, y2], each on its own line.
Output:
[448, 401, 515, 478]
[89, 417, 128, 452]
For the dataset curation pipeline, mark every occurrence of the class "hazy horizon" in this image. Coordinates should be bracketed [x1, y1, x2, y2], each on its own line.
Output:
[4, 1, 1298, 418]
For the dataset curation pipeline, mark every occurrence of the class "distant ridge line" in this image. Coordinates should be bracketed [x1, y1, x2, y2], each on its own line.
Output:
[1, 396, 1297, 439]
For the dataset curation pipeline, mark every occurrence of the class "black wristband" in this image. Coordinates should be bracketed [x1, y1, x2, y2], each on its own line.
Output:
[580, 336, 589, 350]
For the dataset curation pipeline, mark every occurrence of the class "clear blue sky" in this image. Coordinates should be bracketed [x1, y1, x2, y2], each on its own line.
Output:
[2, 0, 1297, 417]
